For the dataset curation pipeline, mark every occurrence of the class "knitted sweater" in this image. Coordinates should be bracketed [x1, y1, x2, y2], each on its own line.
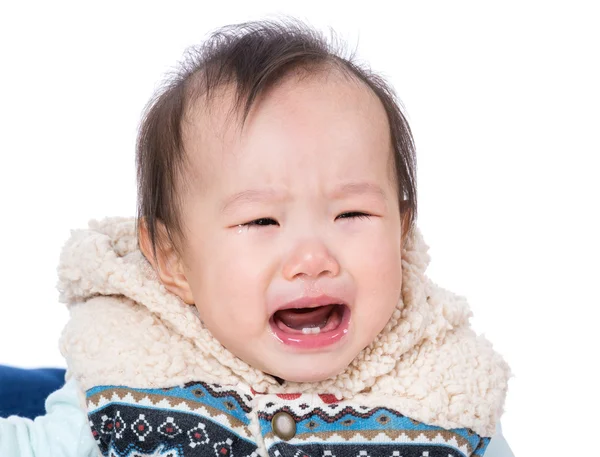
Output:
[56, 217, 512, 457]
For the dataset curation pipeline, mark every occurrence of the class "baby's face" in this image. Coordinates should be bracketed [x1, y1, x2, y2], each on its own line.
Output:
[177, 72, 403, 382]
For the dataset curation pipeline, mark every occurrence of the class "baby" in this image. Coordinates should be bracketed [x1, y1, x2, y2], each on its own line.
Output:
[0, 19, 513, 457]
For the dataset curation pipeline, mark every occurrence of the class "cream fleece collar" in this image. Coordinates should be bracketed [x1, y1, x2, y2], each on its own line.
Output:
[57, 217, 511, 437]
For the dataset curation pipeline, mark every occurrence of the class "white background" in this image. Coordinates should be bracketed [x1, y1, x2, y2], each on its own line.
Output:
[1, 1, 599, 455]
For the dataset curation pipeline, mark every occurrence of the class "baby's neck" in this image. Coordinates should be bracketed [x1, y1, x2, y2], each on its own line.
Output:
[269, 375, 285, 385]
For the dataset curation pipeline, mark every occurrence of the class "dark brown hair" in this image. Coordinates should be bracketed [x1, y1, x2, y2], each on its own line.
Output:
[136, 17, 418, 259]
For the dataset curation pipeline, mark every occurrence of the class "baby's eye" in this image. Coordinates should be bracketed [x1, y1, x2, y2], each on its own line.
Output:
[240, 217, 279, 228]
[336, 212, 372, 220]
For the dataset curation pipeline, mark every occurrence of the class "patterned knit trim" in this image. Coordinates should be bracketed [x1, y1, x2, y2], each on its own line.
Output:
[87, 382, 491, 457]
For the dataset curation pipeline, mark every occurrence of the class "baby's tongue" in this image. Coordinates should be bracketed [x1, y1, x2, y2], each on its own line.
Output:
[275, 304, 335, 330]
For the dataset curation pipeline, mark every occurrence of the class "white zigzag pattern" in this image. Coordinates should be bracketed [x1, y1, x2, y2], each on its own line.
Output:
[265, 431, 469, 456]
[88, 392, 253, 439]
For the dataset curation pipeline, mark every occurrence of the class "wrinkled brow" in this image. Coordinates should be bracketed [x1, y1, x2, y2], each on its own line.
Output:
[220, 189, 289, 214]
[220, 181, 387, 214]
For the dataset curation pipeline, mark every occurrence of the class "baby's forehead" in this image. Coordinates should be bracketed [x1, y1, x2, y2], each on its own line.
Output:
[182, 70, 389, 161]
[178, 74, 395, 201]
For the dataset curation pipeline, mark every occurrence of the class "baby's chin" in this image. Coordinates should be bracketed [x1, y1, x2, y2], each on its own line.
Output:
[256, 351, 357, 384]
[225, 327, 370, 384]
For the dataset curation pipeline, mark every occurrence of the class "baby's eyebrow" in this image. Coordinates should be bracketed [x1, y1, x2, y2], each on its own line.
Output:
[329, 181, 388, 201]
[220, 189, 289, 214]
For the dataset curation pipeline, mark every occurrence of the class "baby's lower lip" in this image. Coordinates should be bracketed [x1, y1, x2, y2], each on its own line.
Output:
[269, 305, 350, 349]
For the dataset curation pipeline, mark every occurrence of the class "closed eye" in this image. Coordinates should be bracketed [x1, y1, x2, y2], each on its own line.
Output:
[239, 217, 279, 228]
[336, 212, 372, 220]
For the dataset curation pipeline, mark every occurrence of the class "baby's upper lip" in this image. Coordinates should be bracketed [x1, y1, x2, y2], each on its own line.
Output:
[273, 294, 348, 314]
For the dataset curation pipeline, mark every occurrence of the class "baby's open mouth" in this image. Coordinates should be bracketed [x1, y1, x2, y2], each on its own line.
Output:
[272, 304, 346, 335]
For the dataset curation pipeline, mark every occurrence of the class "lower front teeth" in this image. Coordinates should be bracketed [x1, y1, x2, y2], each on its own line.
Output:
[302, 327, 321, 335]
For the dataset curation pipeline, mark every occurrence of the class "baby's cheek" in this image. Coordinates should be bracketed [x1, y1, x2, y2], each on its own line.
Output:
[213, 253, 271, 332]
[188, 244, 252, 324]
[348, 228, 403, 316]
[351, 226, 401, 276]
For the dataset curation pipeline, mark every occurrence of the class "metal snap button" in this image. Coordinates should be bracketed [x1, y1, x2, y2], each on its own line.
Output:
[271, 411, 296, 441]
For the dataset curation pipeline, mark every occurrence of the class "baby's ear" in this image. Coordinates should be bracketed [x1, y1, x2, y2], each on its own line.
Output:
[138, 218, 195, 305]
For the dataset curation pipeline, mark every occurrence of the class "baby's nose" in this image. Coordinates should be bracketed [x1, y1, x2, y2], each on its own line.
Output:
[282, 240, 340, 280]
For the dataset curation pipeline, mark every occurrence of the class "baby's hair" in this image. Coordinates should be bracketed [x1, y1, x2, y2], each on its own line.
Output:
[136, 17, 418, 260]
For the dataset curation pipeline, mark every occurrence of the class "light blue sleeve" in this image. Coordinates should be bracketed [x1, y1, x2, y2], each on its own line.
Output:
[484, 421, 515, 456]
[0, 378, 98, 457]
